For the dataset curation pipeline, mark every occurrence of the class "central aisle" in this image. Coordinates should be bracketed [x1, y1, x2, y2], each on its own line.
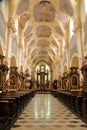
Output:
[11, 94, 87, 130]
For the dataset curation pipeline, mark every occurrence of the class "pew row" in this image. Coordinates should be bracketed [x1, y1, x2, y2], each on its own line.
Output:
[0, 89, 36, 130]
[51, 90, 87, 123]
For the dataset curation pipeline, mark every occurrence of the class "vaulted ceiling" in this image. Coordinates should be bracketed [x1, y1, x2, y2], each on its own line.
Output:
[15, 0, 75, 68]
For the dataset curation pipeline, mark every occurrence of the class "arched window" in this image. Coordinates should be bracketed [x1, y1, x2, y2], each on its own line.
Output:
[84, 0, 87, 12]
[69, 18, 74, 37]
[63, 39, 65, 48]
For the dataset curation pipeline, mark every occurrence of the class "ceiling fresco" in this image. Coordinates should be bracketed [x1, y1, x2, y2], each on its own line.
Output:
[51, 40, 58, 48]
[33, 1, 55, 22]
[29, 40, 35, 47]
[16, 0, 29, 15]
[58, 14, 68, 29]
[37, 39, 50, 46]
[24, 33, 33, 41]
[31, 48, 38, 58]
[60, 0, 73, 16]
[24, 25, 33, 37]
[55, 25, 64, 36]
[36, 25, 51, 37]
[20, 13, 30, 29]
[16, 0, 74, 67]
[38, 50, 48, 55]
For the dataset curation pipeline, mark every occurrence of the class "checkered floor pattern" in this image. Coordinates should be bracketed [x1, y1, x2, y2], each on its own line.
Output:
[11, 94, 87, 130]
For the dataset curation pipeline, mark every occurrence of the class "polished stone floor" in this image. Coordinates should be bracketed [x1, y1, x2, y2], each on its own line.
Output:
[11, 94, 87, 130]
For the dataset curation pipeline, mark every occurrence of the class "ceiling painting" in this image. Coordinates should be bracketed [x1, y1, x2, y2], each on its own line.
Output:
[52, 40, 58, 48]
[29, 40, 35, 47]
[38, 50, 48, 55]
[55, 25, 64, 36]
[33, 1, 55, 22]
[15, 0, 75, 66]
[16, 0, 29, 15]
[36, 25, 51, 37]
[24, 33, 33, 41]
[58, 14, 68, 29]
[37, 39, 50, 46]
[60, 0, 73, 16]
[20, 13, 30, 29]
[31, 48, 38, 58]
[24, 25, 33, 37]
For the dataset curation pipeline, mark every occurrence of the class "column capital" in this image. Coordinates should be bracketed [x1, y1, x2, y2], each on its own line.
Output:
[73, 17, 82, 33]
[7, 17, 16, 33]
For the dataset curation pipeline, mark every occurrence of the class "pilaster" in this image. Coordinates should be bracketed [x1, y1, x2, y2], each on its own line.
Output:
[73, 17, 84, 80]
[65, 38, 70, 71]
[5, 17, 16, 68]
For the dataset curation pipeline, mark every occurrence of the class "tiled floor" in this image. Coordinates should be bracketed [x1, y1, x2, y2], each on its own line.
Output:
[11, 94, 87, 130]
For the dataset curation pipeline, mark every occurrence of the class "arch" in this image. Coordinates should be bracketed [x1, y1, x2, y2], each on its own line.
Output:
[71, 55, 79, 67]
[10, 56, 17, 67]
[69, 18, 74, 38]
[0, 44, 3, 55]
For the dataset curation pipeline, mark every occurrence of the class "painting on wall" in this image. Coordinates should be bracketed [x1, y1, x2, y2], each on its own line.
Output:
[36, 25, 51, 37]
[60, 0, 73, 16]
[33, 1, 55, 22]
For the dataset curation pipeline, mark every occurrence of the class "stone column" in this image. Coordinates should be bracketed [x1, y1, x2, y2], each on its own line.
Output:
[18, 19, 24, 72]
[5, 17, 16, 67]
[18, 38, 23, 72]
[23, 40, 28, 72]
[59, 43, 63, 89]
[73, 17, 84, 80]
[65, 38, 70, 71]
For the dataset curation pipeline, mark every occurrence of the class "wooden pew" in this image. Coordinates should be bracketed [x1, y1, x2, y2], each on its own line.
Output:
[0, 89, 36, 130]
